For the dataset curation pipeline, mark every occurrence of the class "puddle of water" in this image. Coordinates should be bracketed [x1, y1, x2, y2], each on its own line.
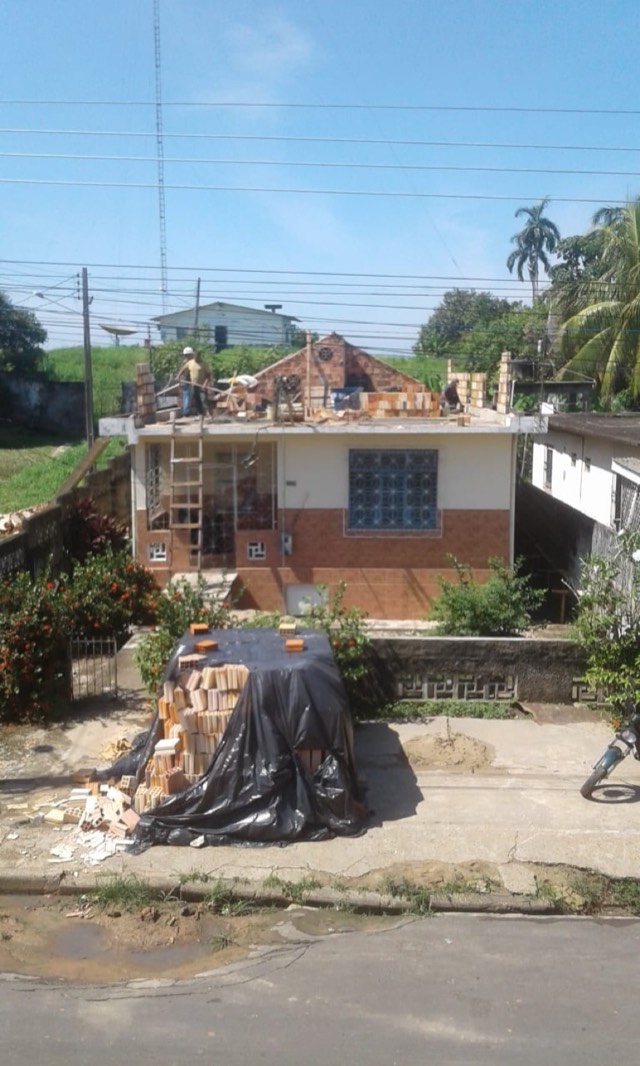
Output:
[0, 895, 401, 985]
[53, 921, 110, 960]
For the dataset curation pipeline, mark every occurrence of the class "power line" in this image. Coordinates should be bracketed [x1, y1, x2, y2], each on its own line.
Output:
[3, 127, 640, 156]
[0, 177, 629, 205]
[3, 99, 640, 115]
[3, 150, 639, 179]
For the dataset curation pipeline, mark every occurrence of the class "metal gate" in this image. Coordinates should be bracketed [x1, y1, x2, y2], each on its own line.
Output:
[69, 636, 118, 701]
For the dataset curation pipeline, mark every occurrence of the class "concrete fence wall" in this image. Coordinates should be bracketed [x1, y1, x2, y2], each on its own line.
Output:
[371, 635, 588, 704]
[0, 451, 132, 579]
[0, 373, 86, 436]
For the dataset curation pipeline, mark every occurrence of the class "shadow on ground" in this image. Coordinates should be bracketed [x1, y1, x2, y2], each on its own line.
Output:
[354, 722, 422, 826]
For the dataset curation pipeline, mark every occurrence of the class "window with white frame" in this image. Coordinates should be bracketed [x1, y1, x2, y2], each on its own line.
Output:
[247, 540, 266, 561]
[147, 541, 167, 562]
[348, 449, 438, 531]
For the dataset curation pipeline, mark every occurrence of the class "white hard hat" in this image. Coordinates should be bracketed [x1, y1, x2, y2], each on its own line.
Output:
[183, 346, 195, 356]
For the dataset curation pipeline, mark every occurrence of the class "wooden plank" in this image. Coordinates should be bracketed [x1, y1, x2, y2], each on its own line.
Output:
[54, 437, 111, 500]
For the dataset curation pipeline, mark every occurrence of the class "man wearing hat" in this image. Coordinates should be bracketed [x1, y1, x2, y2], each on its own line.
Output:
[178, 346, 211, 417]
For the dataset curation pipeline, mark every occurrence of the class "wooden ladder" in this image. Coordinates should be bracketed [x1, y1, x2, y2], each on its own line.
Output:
[169, 436, 204, 570]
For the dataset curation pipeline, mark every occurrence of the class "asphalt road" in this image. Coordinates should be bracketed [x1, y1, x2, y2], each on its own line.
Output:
[3, 914, 640, 1065]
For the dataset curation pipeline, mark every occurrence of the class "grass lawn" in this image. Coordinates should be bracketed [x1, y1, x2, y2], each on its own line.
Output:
[41, 345, 143, 418]
[0, 426, 126, 512]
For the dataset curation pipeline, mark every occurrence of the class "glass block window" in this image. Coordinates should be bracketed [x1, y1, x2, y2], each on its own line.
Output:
[348, 449, 438, 531]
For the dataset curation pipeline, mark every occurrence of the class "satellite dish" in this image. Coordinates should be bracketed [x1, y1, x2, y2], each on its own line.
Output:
[100, 323, 138, 347]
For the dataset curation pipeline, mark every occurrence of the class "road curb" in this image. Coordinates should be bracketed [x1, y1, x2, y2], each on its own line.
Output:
[0, 869, 557, 915]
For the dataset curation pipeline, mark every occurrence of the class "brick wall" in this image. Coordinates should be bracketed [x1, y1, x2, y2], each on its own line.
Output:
[234, 506, 510, 618]
[254, 334, 423, 402]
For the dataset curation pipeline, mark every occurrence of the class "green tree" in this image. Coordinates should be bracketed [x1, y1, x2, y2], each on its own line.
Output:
[413, 290, 516, 359]
[554, 200, 640, 400]
[506, 198, 561, 302]
[0, 291, 47, 372]
[459, 303, 547, 375]
[547, 231, 604, 288]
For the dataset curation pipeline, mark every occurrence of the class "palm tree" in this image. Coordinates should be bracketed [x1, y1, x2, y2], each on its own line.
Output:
[507, 198, 561, 302]
[555, 200, 640, 400]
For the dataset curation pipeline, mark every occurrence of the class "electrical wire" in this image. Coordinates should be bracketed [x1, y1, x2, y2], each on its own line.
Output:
[0, 177, 628, 204]
[2, 150, 638, 179]
[3, 99, 640, 115]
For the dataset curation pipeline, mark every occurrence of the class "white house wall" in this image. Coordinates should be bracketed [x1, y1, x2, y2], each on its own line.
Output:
[531, 430, 640, 527]
[158, 308, 292, 346]
[277, 432, 513, 511]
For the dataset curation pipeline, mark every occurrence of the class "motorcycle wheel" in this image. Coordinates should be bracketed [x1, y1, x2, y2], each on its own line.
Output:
[580, 765, 609, 798]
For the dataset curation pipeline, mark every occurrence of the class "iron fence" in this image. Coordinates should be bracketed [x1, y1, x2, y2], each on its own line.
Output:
[69, 636, 118, 701]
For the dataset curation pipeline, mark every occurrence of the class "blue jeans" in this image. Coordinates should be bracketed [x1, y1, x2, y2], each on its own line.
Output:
[182, 382, 205, 416]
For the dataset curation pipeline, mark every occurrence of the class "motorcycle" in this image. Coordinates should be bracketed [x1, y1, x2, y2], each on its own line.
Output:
[580, 702, 640, 798]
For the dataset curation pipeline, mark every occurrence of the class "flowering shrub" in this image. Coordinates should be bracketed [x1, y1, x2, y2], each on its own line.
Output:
[135, 576, 235, 694]
[60, 549, 158, 640]
[0, 551, 160, 723]
[0, 571, 70, 722]
[64, 496, 129, 564]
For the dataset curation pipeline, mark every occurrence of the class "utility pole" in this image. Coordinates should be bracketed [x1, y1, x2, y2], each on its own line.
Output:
[194, 277, 201, 335]
[153, 0, 168, 311]
[82, 267, 94, 448]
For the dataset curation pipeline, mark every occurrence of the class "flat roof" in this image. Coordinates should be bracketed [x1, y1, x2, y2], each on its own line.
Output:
[548, 413, 640, 446]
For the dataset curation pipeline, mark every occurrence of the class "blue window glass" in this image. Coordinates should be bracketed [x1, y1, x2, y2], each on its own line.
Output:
[348, 450, 438, 531]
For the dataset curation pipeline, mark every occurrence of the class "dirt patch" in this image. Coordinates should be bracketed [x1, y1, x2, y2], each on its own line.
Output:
[353, 859, 500, 895]
[403, 730, 494, 772]
[0, 893, 399, 985]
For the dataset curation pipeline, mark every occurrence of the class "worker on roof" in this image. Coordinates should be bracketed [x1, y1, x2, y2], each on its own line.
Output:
[178, 347, 211, 417]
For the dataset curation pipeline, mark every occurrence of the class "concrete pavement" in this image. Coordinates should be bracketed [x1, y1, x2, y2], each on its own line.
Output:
[1, 638, 640, 903]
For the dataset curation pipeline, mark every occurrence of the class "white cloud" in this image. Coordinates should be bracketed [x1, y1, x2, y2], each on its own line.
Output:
[206, 11, 315, 107]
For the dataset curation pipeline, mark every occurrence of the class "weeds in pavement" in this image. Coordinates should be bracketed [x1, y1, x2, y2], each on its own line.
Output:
[381, 876, 432, 915]
[90, 875, 155, 912]
[536, 872, 640, 916]
[262, 874, 322, 902]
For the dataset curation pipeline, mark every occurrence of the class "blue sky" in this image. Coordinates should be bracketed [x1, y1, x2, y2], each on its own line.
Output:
[1, 0, 639, 353]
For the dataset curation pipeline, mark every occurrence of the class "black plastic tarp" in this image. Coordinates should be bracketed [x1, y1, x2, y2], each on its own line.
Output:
[132, 628, 366, 849]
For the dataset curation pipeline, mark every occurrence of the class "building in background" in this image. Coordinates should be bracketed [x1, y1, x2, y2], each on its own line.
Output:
[152, 301, 298, 349]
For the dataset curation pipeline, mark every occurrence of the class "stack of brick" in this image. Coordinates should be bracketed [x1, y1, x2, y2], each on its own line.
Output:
[133, 663, 250, 813]
[359, 388, 439, 417]
[136, 363, 156, 421]
[495, 351, 513, 414]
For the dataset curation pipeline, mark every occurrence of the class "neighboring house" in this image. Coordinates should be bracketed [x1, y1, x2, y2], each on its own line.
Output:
[106, 341, 541, 620]
[152, 301, 297, 349]
[529, 413, 640, 587]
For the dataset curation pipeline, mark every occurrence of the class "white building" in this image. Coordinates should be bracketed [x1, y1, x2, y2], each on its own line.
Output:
[532, 414, 640, 532]
[152, 301, 298, 348]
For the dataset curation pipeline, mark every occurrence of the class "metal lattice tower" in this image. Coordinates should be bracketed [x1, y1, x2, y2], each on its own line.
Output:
[153, 0, 168, 311]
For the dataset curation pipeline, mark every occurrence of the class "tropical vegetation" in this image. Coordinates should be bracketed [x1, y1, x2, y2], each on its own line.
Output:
[506, 198, 561, 302]
[0, 290, 47, 373]
[553, 199, 640, 400]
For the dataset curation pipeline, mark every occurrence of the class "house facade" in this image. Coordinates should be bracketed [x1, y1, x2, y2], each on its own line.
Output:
[109, 340, 538, 619]
[152, 301, 297, 349]
[529, 413, 640, 587]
